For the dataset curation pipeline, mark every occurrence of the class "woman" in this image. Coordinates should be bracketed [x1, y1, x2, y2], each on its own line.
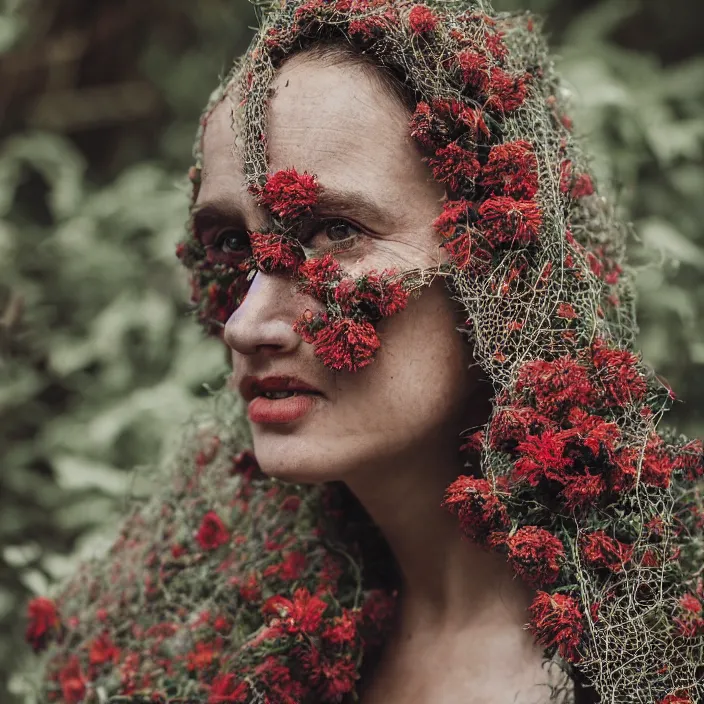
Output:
[25, 0, 703, 702]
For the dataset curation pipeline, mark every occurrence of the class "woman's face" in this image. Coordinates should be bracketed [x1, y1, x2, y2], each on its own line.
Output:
[196, 53, 485, 484]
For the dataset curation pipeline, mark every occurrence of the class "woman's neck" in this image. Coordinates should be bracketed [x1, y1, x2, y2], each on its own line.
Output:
[344, 444, 553, 699]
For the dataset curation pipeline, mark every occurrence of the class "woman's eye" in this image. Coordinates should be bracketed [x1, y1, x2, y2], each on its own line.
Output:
[307, 218, 363, 253]
[215, 229, 248, 253]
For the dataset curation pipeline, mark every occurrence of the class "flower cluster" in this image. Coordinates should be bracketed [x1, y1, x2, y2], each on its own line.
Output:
[119, 0, 704, 701]
[27, 433, 398, 703]
[292, 256, 410, 371]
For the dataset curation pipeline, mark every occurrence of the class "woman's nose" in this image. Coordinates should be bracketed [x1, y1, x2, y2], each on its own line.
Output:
[223, 270, 303, 357]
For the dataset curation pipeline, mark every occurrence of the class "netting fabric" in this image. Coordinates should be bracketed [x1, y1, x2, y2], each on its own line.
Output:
[24, 1, 704, 703]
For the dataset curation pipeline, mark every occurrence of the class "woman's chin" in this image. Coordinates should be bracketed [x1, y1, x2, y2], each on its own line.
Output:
[252, 438, 338, 485]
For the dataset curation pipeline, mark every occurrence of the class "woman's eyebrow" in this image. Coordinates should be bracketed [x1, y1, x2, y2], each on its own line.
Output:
[191, 198, 248, 238]
[314, 187, 388, 225]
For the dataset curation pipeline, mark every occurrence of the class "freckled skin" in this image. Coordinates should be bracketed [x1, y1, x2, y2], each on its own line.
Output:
[197, 55, 563, 704]
[198, 55, 481, 486]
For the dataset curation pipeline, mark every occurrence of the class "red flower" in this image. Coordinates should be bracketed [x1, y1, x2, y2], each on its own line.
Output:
[308, 653, 359, 699]
[478, 196, 542, 247]
[322, 609, 358, 645]
[263, 551, 307, 580]
[590, 338, 647, 407]
[560, 472, 606, 511]
[332, 271, 410, 319]
[442, 476, 510, 542]
[251, 168, 320, 220]
[348, 13, 392, 41]
[433, 199, 474, 239]
[488, 405, 552, 454]
[408, 4, 438, 34]
[557, 302, 577, 320]
[571, 173, 594, 198]
[565, 407, 621, 461]
[456, 50, 490, 92]
[579, 530, 633, 573]
[427, 141, 480, 192]
[485, 68, 530, 113]
[25, 596, 62, 653]
[195, 511, 230, 551]
[250, 232, 304, 273]
[484, 29, 507, 61]
[310, 317, 381, 372]
[481, 140, 538, 198]
[514, 429, 573, 486]
[297, 254, 343, 299]
[674, 439, 704, 482]
[209, 673, 250, 703]
[515, 356, 593, 419]
[506, 526, 565, 588]
[528, 591, 584, 663]
[451, 102, 491, 141]
[232, 572, 261, 602]
[88, 631, 120, 666]
[658, 693, 694, 704]
[408, 101, 449, 149]
[674, 593, 704, 638]
[614, 436, 675, 491]
[58, 656, 87, 704]
[187, 640, 219, 673]
[262, 587, 329, 636]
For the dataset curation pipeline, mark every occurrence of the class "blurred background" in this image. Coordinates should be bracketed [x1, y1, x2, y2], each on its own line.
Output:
[1, 0, 703, 700]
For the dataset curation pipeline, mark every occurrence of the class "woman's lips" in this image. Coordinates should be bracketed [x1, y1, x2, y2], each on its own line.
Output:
[247, 392, 320, 424]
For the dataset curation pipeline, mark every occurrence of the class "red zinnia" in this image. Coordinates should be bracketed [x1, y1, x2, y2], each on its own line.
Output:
[579, 530, 634, 573]
[614, 436, 675, 491]
[590, 338, 647, 407]
[297, 253, 343, 299]
[488, 405, 552, 454]
[310, 317, 381, 372]
[250, 232, 303, 273]
[456, 50, 490, 92]
[560, 472, 606, 511]
[408, 4, 438, 34]
[310, 654, 359, 699]
[478, 196, 542, 247]
[25, 596, 62, 653]
[262, 587, 329, 636]
[88, 631, 120, 666]
[427, 141, 480, 192]
[251, 168, 320, 219]
[506, 526, 565, 588]
[209, 673, 250, 703]
[332, 271, 409, 319]
[433, 199, 474, 239]
[322, 609, 358, 645]
[514, 429, 573, 487]
[195, 511, 230, 551]
[58, 656, 87, 704]
[528, 591, 584, 663]
[187, 640, 219, 673]
[409, 101, 450, 149]
[443, 476, 510, 543]
[485, 67, 530, 113]
[658, 693, 694, 704]
[515, 356, 593, 419]
[481, 140, 538, 198]
[674, 593, 704, 638]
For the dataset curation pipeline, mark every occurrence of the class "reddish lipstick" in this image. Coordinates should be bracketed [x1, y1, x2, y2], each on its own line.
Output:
[240, 375, 322, 424]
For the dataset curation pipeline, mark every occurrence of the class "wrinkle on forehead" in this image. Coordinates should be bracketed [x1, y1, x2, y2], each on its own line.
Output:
[264, 57, 444, 225]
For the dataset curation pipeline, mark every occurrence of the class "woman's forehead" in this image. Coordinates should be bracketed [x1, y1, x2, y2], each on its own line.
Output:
[198, 58, 442, 215]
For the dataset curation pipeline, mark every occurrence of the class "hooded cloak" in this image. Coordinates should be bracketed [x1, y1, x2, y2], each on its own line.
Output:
[25, 1, 704, 702]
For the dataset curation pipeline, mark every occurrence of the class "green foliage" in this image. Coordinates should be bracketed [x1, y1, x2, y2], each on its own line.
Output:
[1, 0, 703, 701]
